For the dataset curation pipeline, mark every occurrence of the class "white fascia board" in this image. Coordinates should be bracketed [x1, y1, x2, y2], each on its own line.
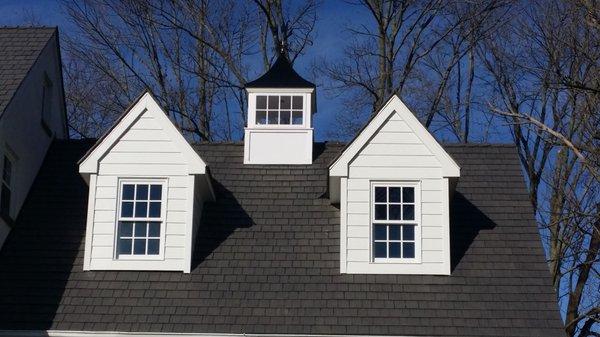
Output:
[329, 95, 460, 178]
[0, 330, 417, 337]
[78, 92, 207, 175]
[245, 87, 315, 94]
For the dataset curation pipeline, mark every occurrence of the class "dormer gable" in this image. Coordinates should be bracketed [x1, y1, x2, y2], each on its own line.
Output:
[243, 55, 315, 165]
[329, 95, 460, 275]
[78, 91, 214, 273]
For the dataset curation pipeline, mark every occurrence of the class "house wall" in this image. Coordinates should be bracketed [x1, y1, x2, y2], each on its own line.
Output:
[342, 112, 451, 275]
[85, 110, 198, 272]
[0, 33, 67, 248]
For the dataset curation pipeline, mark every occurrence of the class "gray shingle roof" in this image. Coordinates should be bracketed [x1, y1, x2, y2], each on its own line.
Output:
[0, 140, 564, 336]
[0, 27, 56, 115]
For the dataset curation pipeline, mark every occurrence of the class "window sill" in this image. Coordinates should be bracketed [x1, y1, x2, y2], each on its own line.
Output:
[371, 257, 421, 264]
[116, 255, 164, 261]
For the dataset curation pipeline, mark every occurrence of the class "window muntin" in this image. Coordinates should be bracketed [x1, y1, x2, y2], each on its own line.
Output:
[116, 182, 164, 258]
[255, 95, 303, 125]
[372, 184, 418, 261]
[0, 155, 12, 218]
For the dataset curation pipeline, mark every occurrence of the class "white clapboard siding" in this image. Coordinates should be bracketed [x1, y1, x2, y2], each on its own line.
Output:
[343, 109, 451, 275]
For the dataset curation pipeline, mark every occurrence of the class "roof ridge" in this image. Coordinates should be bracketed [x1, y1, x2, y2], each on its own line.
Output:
[0, 26, 58, 30]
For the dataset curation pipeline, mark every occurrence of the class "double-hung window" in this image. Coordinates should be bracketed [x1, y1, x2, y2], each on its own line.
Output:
[372, 182, 420, 261]
[116, 181, 165, 259]
[255, 95, 303, 126]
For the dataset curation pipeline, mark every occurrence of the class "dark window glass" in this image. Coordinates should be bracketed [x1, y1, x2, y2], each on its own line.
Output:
[121, 202, 134, 217]
[256, 111, 267, 124]
[389, 242, 401, 258]
[403, 225, 415, 241]
[133, 239, 146, 255]
[135, 202, 148, 217]
[149, 202, 161, 218]
[147, 239, 160, 255]
[375, 187, 386, 202]
[292, 96, 303, 109]
[280, 111, 291, 124]
[268, 96, 279, 109]
[268, 111, 278, 124]
[148, 222, 160, 237]
[403, 187, 414, 203]
[403, 242, 415, 258]
[2, 156, 11, 185]
[374, 242, 387, 258]
[119, 222, 133, 237]
[150, 185, 161, 200]
[292, 111, 303, 125]
[136, 185, 148, 200]
[389, 187, 400, 202]
[280, 95, 291, 109]
[374, 224, 386, 240]
[389, 225, 401, 240]
[375, 204, 387, 220]
[256, 96, 267, 109]
[403, 205, 414, 220]
[122, 184, 135, 200]
[134, 222, 146, 237]
[118, 239, 132, 254]
[0, 185, 10, 217]
[389, 205, 401, 220]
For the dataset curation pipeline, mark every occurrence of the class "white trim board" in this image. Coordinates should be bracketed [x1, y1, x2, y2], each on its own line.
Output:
[0, 330, 416, 337]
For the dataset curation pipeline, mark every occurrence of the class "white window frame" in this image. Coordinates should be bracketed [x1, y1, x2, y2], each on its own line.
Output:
[247, 91, 311, 129]
[114, 178, 168, 261]
[370, 181, 422, 264]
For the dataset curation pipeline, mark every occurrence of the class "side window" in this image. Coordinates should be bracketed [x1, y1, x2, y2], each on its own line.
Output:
[1, 155, 12, 219]
[116, 182, 164, 258]
[41, 73, 53, 134]
[372, 183, 419, 261]
[255, 95, 303, 125]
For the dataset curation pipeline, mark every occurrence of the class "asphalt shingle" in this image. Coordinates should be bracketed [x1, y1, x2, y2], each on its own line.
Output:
[0, 140, 564, 336]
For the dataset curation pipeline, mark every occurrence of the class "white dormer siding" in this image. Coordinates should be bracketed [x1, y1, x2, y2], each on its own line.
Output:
[244, 88, 314, 164]
[79, 92, 214, 273]
[330, 95, 460, 275]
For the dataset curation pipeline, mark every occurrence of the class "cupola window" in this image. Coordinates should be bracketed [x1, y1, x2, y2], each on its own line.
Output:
[255, 95, 303, 125]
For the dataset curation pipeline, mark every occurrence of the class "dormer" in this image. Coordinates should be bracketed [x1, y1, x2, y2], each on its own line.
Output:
[244, 55, 315, 164]
[79, 92, 214, 273]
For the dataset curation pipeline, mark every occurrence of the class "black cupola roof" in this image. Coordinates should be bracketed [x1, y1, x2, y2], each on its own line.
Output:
[245, 54, 315, 89]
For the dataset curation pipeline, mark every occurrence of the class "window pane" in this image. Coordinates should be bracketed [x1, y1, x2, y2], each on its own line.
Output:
[136, 185, 149, 200]
[268, 96, 279, 109]
[280, 111, 291, 124]
[389, 205, 401, 220]
[292, 111, 302, 125]
[403, 225, 415, 241]
[374, 187, 386, 202]
[133, 239, 146, 255]
[149, 202, 161, 218]
[374, 204, 387, 220]
[374, 242, 387, 258]
[256, 95, 267, 109]
[268, 111, 278, 124]
[147, 239, 160, 255]
[121, 202, 133, 217]
[389, 187, 400, 202]
[148, 222, 160, 237]
[256, 111, 267, 124]
[403, 187, 414, 203]
[403, 205, 414, 220]
[135, 202, 148, 217]
[389, 243, 401, 258]
[122, 184, 135, 200]
[134, 222, 147, 237]
[280, 95, 291, 109]
[119, 222, 133, 237]
[292, 96, 302, 109]
[150, 185, 162, 200]
[403, 242, 415, 258]
[118, 239, 132, 255]
[389, 225, 401, 240]
[373, 224, 386, 240]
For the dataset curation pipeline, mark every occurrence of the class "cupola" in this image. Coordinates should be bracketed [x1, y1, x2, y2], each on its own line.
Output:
[243, 54, 315, 164]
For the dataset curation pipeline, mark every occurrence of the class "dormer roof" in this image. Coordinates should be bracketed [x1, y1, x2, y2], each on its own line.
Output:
[245, 54, 315, 89]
